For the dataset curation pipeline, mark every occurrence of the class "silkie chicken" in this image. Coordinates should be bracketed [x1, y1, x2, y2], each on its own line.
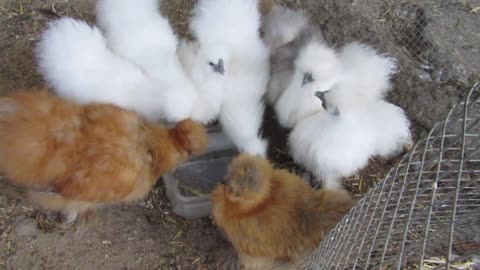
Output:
[285, 42, 412, 190]
[0, 89, 208, 228]
[211, 154, 354, 269]
[37, 2, 225, 124]
[189, 0, 271, 157]
[262, 4, 326, 105]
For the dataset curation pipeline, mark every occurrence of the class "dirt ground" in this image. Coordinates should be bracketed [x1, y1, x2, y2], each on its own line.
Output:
[0, 0, 479, 269]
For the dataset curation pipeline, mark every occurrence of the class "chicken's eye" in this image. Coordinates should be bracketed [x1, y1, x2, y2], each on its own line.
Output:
[302, 72, 314, 86]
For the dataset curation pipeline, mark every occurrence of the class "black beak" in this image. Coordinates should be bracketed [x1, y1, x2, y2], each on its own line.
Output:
[210, 59, 225, 75]
[314, 91, 329, 110]
[302, 72, 314, 86]
[332, 107, 340, 116]
[219, 178, 227, 185]
[315, 91, 340, 115]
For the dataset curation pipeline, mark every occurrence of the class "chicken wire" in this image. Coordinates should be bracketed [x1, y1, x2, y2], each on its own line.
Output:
[300, 80, 480, 269]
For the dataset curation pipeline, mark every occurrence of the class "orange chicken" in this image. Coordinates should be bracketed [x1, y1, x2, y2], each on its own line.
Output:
[211, 154, 354, 269]
[0, 88, 208, 228]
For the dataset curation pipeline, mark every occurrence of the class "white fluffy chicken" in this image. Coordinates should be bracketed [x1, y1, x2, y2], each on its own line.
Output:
[190, 0, 271, 156]
[37, 0, 226, 124]
[286, 42, 411, 190]
[262, 4, 325, 105]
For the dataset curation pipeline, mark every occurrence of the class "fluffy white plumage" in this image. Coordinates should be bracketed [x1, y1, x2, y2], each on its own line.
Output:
[274, 41, 339, 128]
[191, 0, 270, 157]
[289, 110, 376, 190]
[36, 17, 194, 122]
[284, 41, 411, 189]
[95, 0, 177, 80]
[323, 42, 398, 113]
[289, 100, 411, 190]
[262, 5, 325, 105]
[262, 5, 309, 50]
[369, 100, 412, 157]
[177, 40, 226, 124]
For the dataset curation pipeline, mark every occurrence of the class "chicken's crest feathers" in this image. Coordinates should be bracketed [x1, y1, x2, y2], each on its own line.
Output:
[169, 119, 208, 155]
[228, 155, 273, 191]
[338, 42, 398, 99]
[222, 154, 274, 206]
[274, 42, 337, 128]
[296, 41, 340, 93]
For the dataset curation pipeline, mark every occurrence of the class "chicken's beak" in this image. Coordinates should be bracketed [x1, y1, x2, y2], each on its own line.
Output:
[219, 178, 227, 185]
[302, 72, 314, 86]
[314, 91, 329, 110]
[211, 58, 225, 75]
[332, 107, 340, 116]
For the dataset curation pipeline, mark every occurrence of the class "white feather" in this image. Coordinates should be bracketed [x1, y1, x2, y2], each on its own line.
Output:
[325, 42, 398, 112]
[289, 110, 376, 190]
[36, 17, 195, 122]
[177, 40, 226, 124]
[191, 0, 261, 52]
[95, 0, 177, 80]
[262, 5, 325, 105]
[274, 70, 324, 128]
[262, 5, 309, 50]
[192, 0, 270, 156]
[274, 41, 338, 128]
[368, 100, 412, 157]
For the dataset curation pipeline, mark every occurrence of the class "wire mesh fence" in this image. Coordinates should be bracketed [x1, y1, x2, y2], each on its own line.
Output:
[301, 81, 480, 269]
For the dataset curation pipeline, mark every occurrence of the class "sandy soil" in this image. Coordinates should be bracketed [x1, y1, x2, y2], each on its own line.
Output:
[0, 0, 479, 269]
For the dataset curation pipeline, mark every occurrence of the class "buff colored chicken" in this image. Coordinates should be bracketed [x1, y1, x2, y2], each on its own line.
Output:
[0, 88, 208, 229]
[211, 154, 354, 269]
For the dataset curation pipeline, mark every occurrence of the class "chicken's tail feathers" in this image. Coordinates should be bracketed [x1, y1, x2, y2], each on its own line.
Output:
[170, 119, 209, 156]
[262, 4, 309, 49]
[0, 90, 69, 121]
[192, 0, 261, 47]
[0, 90, 82, 187]
[371, 101, 413, 158]
[36, 17, 142, 103]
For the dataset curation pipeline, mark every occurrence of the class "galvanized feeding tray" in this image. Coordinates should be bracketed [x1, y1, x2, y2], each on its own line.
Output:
[163, 124, 237, 218]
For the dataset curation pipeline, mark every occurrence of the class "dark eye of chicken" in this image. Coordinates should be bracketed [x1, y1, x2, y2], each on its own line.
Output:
[302, 72, 314, 86]
[208, 59, 225, 75]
